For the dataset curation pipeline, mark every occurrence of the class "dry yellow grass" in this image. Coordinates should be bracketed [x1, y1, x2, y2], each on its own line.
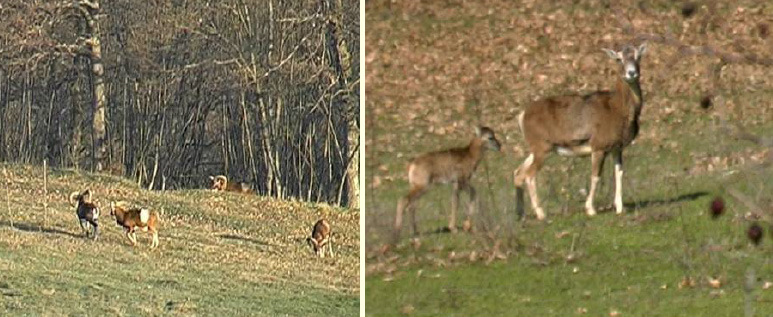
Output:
[0, 164, 359, 316]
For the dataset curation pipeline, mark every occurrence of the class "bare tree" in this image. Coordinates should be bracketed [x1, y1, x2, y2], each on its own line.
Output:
[0, 0, 360, 207]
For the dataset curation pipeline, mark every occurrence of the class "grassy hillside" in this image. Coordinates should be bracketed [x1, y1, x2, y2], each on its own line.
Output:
[0, 164, 359, 316]
[365, 0, 773, 316]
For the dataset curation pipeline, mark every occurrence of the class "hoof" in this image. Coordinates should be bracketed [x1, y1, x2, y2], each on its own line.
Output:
[535, 208, 546, 220]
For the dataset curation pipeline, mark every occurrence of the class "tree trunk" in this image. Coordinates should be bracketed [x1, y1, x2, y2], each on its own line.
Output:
[347, 123, 359, 209]
[324, 0, 356, 207]
[79, 0, 108, 172]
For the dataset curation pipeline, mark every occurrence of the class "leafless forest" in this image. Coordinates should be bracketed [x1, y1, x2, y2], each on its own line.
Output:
[0, 0, 359, 207]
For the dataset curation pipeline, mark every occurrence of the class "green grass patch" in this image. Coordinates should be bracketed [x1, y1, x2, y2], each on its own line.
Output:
[0, 164, 359, 316]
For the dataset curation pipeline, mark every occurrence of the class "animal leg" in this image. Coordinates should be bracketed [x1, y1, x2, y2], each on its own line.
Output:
[319, 237, 329, 258]
[523, 151, 547, 220]
[449, 182, 460, 233]
[125, 231, 133, 245]
[88, 219, 99, 241]
[585, 151, 607, 216]
[395, 186, 425, 241]
[150, 230, 159, 248]
[126, 230, 138, 246]
[462, 183, 476, 232]
[513, 154, 533, 219]
[307, 238, 317, 255]
[79, 218, 90, 237]
[613, 150, 624, 214]
[409, 203, 419, 236]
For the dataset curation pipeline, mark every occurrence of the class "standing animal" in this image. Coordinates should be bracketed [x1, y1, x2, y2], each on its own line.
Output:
[307, 219, 333, 257]
[394, 126, 502, 241]
[513, 43, 647, 220]
[209, 175, 252, 194]
[69, 189, 100, 240]
[109, 201, 160, 248]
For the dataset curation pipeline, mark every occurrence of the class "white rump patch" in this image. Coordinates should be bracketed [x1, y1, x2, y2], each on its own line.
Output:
[556, 145, 592, 157]
[140, 208, 150, 223]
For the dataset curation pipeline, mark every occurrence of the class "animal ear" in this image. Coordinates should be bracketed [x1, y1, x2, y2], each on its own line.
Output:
[474, 126, 482, 136]
[602, 48, 620, 60]
[635, 43, 647, 60]
[209, 176, 215, 180]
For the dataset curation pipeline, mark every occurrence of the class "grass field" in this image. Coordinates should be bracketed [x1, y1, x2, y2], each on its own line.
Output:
[365, 1, 773, 316]
[0, 164, 359, 316]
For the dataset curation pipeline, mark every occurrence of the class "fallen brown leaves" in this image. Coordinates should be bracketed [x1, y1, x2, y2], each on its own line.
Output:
[367, 0, 773, 188]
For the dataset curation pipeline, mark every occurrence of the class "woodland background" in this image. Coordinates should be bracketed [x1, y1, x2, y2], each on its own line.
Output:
[0, 0, 359, 207]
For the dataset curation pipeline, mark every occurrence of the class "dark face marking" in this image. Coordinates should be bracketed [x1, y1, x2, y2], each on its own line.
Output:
[478, 127, 502, 151]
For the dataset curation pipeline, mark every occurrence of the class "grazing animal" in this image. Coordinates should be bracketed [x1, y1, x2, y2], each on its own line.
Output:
[394, 126, 502, 241]
[209, 175, 252, 194]
[514, 43, 647, 220]
[109, 201, 160, 248]
[69, 190, 100, 240]
[307, 219, 333, 257]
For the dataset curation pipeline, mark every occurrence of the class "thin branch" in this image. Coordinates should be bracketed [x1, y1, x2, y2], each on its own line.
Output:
[614, 9, 773, 66]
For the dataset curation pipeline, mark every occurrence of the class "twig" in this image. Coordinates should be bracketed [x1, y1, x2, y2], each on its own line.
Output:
[4, 168, 11, 229]
[614, 9, 773, 66]
[44, 160, 48, 228]
[745, 267, 755, 317]
[673, 179, 694, 279]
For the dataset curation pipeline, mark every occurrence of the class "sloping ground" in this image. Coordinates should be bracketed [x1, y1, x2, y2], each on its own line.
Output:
[366, 0, 773, 316]
[0, 164, 359, 316]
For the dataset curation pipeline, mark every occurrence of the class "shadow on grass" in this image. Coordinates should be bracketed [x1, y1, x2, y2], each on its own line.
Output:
[218, 234, 274, 247]
[410, 226, 466, 237]
[621, 191, 710, 211]
[0, 220, 83, 239]
[412, 191, 712, 235]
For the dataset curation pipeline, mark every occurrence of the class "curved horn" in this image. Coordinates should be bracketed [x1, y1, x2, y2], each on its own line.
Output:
[68, 191, 81, 207]
[81, 189, 92, 203]
[215, 175, 228, 187]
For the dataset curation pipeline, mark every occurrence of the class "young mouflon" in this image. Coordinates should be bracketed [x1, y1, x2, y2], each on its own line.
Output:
[394, 126, 501, 241]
